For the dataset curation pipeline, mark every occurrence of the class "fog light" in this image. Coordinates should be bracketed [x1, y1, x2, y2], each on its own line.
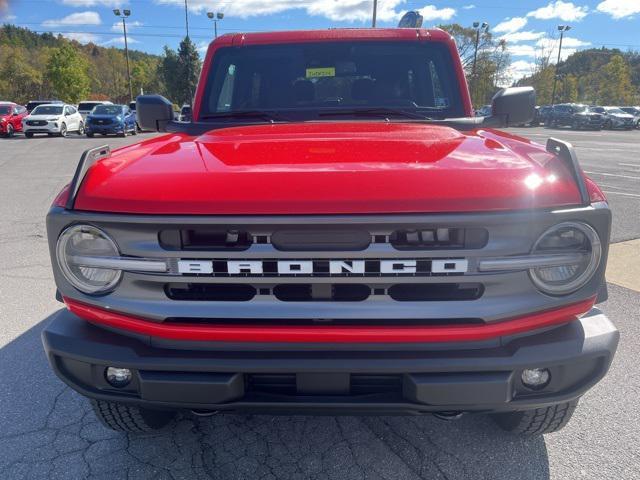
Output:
[105, 367, 132, 388]
[521, 368, 551, 390]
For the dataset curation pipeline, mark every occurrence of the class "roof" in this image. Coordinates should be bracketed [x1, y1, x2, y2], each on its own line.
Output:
[221, 28, 452, 47]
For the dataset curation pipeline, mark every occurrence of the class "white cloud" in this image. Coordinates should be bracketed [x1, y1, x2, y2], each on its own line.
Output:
[102, 35, 139, 45]
[111, 20, 143, 31]
[596, 0, 640, 19]
[418, 5, 456, 21]
[504, 60, 537, 84]
[60, 0, 122, 6]
[493, 17, 528, 34]
[43, 11, 101, 27]
[2, 14, 17, 21]
[536, 36, 590, 48]
[500, 30, 545, 43]
[507, 44, 537, 57]
[154, 0, 452, 23]
[527, 1, 589, 21]
[62, 32, 100, 43]
[462, 4, 475, 10]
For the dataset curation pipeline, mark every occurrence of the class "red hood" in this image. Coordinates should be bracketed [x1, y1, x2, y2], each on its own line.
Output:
[75, 122, 583, 215]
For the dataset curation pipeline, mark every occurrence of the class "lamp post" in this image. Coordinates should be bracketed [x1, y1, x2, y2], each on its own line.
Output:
[207, 12, 224, 38]
[113, 9, 133, 102]
[372, 0, 377, 27]
[551, 25, 571, 106]
[471, 22, 489, 106]
[184, 0, 189, 38]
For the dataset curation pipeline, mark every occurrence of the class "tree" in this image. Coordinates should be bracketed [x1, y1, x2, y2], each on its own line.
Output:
[45, 44, 90, 103]
[0, 45, 43, 104]
[176, 36, 201, 105]
[597, 55, 635, 105]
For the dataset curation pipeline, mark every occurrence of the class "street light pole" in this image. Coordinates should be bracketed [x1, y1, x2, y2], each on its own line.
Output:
[551, 25, 571, 106]
[184, 0, 190, 38]
[471, 22, 488, 107]
[113, 9, 133, 102]
[207, 11, 224, 39]
[372, 0, 377, 27]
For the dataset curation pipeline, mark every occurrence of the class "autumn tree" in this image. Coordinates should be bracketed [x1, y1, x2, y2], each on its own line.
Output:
[597, 55, 635, 104]
[45, 44, 90, 103]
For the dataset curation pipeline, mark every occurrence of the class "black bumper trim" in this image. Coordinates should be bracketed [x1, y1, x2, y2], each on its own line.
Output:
[42, 308, 618, 414]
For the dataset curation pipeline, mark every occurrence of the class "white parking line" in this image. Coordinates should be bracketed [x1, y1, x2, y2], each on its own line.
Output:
[584, 170, 640, 180]
[603, 191, 640, 198]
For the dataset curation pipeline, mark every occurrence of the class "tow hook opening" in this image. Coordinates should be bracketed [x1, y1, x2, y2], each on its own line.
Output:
[190, 409, 220, 417]
[433, 411, 465, 421]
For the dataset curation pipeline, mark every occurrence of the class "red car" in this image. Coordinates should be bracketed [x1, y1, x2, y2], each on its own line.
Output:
[0, 102, 28, 137]
[43, 28, 617, 438]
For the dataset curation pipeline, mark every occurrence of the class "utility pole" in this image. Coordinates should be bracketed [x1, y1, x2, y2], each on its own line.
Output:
[113, 9, 133, 102]
[372, 0, 377, 28]
[207, 11, 224, 39]
[184, 0, 189, 38]
[471, 22, 488, 107]
[551, 25, 571, 106]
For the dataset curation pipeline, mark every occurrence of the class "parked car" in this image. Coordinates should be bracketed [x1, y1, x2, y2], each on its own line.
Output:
[78, 100, 113, 119]
[179, 104, 192, 122]
[43, 28, 617, 439]
[22, 103, 84, 137]
[537, 105, 553, 125]
[620, 107, 640, 128]
[0, 102, 28, 137]
[85, 104, 137, 137]
[25, 99, 62, 113]
[590, 106, 635, 130]
[546, 104, 603, 130]
[475, 105, 491, 117]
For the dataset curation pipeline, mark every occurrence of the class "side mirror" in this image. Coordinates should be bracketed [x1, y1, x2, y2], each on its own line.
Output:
[137, 95, 174, 132]
[489, 87, 536, 127]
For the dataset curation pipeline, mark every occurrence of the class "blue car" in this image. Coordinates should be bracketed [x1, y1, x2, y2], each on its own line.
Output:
[85, 104, 137, 137]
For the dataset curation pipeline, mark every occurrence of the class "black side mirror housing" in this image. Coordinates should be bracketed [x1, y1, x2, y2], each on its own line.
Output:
[137, 95, 174, 132]
[489, 87, 536, 127]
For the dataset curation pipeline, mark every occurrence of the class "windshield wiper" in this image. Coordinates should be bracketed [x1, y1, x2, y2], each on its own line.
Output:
[318, 107, 434, 120]
[200, 111, 288, 122]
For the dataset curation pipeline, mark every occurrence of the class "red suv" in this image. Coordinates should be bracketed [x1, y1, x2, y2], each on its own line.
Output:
[0, 102, 28, 137]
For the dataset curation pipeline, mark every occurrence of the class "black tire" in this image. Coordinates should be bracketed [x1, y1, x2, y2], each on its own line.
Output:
[77, 122, 85, 135]
[59, 123, 67, 137]
[491, 399, 579, 436]
[91, 399, 176, 433]
[86, 132, 94, 138]
[119, 130, 127, 137]
[25, 132, 33, 138]
[5, 124, 14, 138]
[131, 127, 137, 135]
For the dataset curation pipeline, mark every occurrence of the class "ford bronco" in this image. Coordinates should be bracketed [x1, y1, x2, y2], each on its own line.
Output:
[43, 28, 618, 436]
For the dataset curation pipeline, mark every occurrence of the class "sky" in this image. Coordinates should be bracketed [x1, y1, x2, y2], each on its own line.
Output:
[1, 0, 639, 81]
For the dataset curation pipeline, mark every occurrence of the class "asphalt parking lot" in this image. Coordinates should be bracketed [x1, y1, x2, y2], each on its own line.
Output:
[0, 127, 639, 479]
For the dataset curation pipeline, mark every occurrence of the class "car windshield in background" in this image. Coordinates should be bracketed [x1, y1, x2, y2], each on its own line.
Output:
[607, 108, 626, 114]
[181, 106, 192, 114]
[0, 106, 12, 115]
[201, 41, 462, 120]
[32, 105, 63, 115]
[93, 105, 122, 115]
[79, 102, 103, 111]
[574, 105, 588, 112]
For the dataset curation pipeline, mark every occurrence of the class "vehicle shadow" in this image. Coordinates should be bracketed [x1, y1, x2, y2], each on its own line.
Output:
[0, 315, 551, 480]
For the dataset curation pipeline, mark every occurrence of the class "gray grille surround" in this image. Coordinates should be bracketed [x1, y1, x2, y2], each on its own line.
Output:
[47, 203, 610, 324]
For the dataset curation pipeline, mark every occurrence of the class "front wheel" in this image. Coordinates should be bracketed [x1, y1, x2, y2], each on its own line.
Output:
[491, 399, 579, 436]
[4, 124, 14, 138]
[77, 122, 85, 135]
[59, 123, 67, 137]
[91, 399, 176, 433]
[86, 132, 94, 138]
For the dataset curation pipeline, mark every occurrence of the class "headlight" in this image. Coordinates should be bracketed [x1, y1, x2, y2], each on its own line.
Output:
[56, 225, 122, 294]
[529, 222, 601, 295]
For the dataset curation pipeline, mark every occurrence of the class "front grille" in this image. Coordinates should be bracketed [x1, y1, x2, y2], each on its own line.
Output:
[89, 118, 113, 125]
[246, 374, 402, 396]
[27, 120, 47, 126]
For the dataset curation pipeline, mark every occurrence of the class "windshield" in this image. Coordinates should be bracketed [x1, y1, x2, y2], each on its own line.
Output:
[0, 106, 12, 115]
[201, 41, 462, 120]
[573, 105, 588, 112]
[78, 102, 103, 111]
[93, 105, 123, 115]
[32, 105, 63, 116]
[607, 108, 626, 114]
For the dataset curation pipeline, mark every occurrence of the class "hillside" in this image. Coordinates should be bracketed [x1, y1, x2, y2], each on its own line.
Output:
[0, 25, 167, 104]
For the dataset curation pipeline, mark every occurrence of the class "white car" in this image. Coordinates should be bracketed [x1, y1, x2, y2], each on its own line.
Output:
[23, 104, 85, 138]
[78, 100, 112, 120]
[590, 106, 636, 130]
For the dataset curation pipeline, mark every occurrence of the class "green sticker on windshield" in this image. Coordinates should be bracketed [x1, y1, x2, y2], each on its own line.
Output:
[306, 67, 335, 78]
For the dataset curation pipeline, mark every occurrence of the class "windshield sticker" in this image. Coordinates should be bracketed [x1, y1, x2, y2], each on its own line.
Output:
[306, 67, 335, 78]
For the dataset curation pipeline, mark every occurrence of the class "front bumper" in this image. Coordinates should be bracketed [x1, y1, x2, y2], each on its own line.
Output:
[42, 308, 618, 414]
[86, 123, 124, 134]
[23, 123, 61, 134]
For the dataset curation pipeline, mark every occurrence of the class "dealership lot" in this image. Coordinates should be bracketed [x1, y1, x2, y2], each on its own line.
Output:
[0, 128, 639, 479]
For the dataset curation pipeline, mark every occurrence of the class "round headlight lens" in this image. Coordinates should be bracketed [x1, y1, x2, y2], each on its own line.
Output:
[56, 225, 121, 294]
[529, 222, 601, 295]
